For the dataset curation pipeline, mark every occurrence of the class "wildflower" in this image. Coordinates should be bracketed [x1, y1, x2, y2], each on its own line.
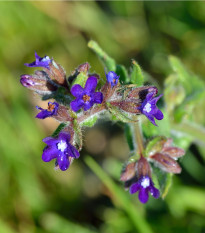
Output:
[70, 76, 103, 112]
[129, 175, 160, 204]
[36, 102, 59, 119]
[25, 52, 51, 69]
[105, 71, 120, 87]
[138, 92, 163, 126]
[42, 132, 80, 171]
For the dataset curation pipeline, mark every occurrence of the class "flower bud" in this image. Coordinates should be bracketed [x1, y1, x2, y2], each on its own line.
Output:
[151, 153, 182, 174]
[120, 162, 136, 181]
[20, 73, 57, 95]
[137, 156, 151, 177]
[46, 60, 67, 86]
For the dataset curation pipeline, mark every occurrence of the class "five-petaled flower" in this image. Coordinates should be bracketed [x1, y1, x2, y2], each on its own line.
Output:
[129, 175, 160, 204]
[70, 76, 103, 112]
[25, 52, 51, 69]
[42, 132, 80, 171]
[138, 92, 163, 126]
[105, 71, 120, 88]
[36, 102, 59, 119]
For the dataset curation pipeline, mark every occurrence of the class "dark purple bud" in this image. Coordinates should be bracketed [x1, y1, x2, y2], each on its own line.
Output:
[129, 175, 160, 204]
[70, 76, 103, 112]
[24, 52, 51, 69]
[105, 71, 120, 88]
[42, 131, 80, 171]
[151, 153, 182, 174]
[120, 162, 136, 181]
[20, 74, 57, 94]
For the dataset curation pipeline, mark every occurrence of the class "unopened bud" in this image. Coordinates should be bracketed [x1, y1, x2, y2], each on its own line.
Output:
[151, 153, 182, 174]
[20, 73, 57, 94]
[46, 60, 67, 86]
[120, 162, 136, 181]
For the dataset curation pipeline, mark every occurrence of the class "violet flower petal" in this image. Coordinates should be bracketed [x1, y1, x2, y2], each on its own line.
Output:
[149, 186, 160, 199]
[129, 182, 140, 194]
[84, 76, 97, 93]
[57, 154, 70, 171]
[70, 99, 84, 112]
[58, 132, 71, 142]
[138, 188, 149, 204]
[93, 92, 103, 104]
[42, 146, 58, 162]
[68, 145, 80, 158]
[83, 101, 94, 111]
[71, 84, 84, 98]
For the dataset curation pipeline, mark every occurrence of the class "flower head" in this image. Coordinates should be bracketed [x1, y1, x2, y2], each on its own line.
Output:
[42, 132, 80, 171]
[25, 52, 51, 69]
[138, 92, 163, 126]
[129, 175, 160, 204]
[105, 71, 120, 88]
[36, 102, 59, 119]
[70, 76, 103, 112]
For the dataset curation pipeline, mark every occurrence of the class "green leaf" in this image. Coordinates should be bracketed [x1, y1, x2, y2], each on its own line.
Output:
[130, 60, 144, 86]
[52, 123, 67, 137]
[81, 115, 98, 127]
[88, 40, 116, 78]
[116, 64, 129, 84]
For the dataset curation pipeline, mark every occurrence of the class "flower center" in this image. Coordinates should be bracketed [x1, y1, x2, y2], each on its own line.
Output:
[48, 103, 55, 112]
[141, 177, 150, 188]
[57, 140, 67, 152]
[82, 94, 90, 102]
[143, 103, 152, 113]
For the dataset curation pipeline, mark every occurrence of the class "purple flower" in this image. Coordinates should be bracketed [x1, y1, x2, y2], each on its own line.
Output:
[36, 102, 59, 119]
[129, 175, 160, 204]
[105, 71, 120, 87]
[70, 76, 103, 112]
[138, 92, 163, 126]
[24, 52, 51, 69]
[42, 132, 80, 171]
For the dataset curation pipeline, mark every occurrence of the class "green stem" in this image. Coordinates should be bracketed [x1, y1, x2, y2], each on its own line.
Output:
[84, 156, 153, 233]
[134, 121, 144, 156]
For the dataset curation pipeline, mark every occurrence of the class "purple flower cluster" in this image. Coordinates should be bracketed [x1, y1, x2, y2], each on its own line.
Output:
[42, 132, 80, 171]
[70, 76, 103, 112]
[20, 51, 172, 204]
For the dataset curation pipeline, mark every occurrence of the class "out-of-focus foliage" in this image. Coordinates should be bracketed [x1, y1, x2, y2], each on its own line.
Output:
[0, 2, 205, 233]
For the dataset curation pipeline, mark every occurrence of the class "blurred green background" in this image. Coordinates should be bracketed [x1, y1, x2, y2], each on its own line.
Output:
[0, 1, 205, 233]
